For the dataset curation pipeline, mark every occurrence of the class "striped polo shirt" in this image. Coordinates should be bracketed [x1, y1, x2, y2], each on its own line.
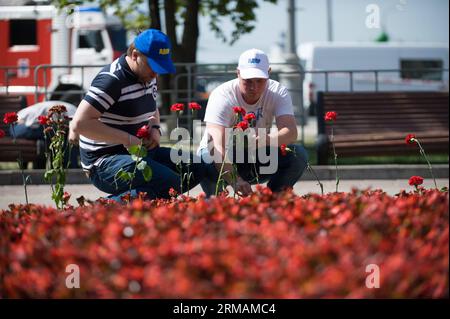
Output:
[79, 54, 158, 171]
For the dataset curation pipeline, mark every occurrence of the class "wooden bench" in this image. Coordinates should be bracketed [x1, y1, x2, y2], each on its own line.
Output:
[316, 91, 449, 165]
[0, 95, 45, 167]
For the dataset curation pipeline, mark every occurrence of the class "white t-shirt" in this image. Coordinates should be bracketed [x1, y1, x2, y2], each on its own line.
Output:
[17, 101, 77, 128]
[198, 78, 294, 151]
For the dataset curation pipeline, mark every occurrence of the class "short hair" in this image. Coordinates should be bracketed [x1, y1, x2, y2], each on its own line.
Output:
[127, 42, 136, 57]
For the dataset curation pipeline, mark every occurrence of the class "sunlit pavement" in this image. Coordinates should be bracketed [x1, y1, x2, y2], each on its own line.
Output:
[1, 178, 448, 210]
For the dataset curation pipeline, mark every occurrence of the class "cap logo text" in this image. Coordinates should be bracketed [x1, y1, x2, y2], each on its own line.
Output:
[248, 58, 261, 64]
[159, 48, 170, 55]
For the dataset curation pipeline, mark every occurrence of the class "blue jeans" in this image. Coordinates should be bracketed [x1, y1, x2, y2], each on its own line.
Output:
[88, 146, 206, 202]
[199, 144, 309, 197]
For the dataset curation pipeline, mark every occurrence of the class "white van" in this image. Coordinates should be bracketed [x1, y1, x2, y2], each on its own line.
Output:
[297, 42, 449, 114]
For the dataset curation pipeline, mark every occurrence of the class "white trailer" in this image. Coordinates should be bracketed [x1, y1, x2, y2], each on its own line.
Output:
[298, 42, 449, 114]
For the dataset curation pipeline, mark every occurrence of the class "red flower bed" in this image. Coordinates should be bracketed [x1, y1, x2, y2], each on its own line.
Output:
[0, 188, 448, 298]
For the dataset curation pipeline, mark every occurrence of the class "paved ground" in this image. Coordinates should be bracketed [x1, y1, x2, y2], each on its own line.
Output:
[1, 116, 448, 209]
[1, 178, 448, 209]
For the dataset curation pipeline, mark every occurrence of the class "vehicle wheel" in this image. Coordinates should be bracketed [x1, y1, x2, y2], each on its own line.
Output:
[60, 92, 82, 106]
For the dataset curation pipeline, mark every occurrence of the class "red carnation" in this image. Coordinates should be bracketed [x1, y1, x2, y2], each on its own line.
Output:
[235, 121, 249, 131]
[62, 191, 71, 205]
[3, 112, 18, 124]
[232, 106, 246, 115]
[244, 113, 256, 121]
[38, 115, 49, 126]
[405, 134, 417, 145]
[188, 102, 201, 110]
[136, 125, 151, 139]
[170, 103, 184, 112]
[408, 176, 424, 186]
[169, 187, 178, 197]
[0, 129, 5, 139]
[280, 144, 288, 156]
[324, 111, 337, 122]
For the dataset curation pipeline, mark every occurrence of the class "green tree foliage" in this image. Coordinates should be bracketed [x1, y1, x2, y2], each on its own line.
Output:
[53, 0, 278, 63]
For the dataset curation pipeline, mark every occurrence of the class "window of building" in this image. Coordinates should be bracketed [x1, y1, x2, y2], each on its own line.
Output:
[400, 59, 444, 81]
[9, 19, 37, 46]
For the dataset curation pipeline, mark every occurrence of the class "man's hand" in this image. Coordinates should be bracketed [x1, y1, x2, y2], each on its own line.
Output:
[142, 127, 160, 150]
[68, 122, 79, 145]
[233, 177, 253, 197]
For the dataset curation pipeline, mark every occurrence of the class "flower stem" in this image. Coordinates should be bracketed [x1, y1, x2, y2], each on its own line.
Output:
[215, 152, 227, 196]
[415, 139, 438, 189]
[307, 163, 324, 196]
[11, 125, 28, 205]
[130, 145, 141, 194]
[331, 126, 340, 192]
[215, 133, 233, 196]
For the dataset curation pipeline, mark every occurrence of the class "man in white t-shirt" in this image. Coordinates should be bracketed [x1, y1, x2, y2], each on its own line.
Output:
[198, 48, 308, 196]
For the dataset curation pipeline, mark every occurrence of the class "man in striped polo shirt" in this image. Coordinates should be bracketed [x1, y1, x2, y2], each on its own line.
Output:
[69, 29, 205, 201]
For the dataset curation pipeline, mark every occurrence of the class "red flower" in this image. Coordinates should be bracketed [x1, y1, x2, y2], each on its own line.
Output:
[62, 192, 71, 205]
[243, 113, 256, 121]
[3, 112, 18, 124]
[280, 144, 288, 156]
[405, 134, 417, 145]
[188, 102, 201, 111]
[324, 111, 337, 122]
[38, 115, 49, 126]
[232, 106, 246, 115]
[0, 129, 5, 139]
[235, 121, 249, 131]
[170, 103, 184, 112]
[409, 176, 424, 186]
[168, 188, 178, 197]
[136, 125, 150, 139]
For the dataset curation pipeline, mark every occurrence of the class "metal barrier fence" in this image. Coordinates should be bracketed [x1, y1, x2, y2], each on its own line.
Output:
[1, 63, 449, 144]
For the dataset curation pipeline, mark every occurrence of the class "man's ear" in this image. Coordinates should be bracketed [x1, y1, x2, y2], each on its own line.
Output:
[268, 67, 272, 74]
[131, 49, 139, 61]
[236, 69, 240, 78]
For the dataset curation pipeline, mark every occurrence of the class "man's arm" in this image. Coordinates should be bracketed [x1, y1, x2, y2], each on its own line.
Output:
[273, 114, 298, 145]
[148, 107, 160, 127]
[258, 114, 298, 147]
[145, 108, 161, 149]
[70, 100, 141, 148]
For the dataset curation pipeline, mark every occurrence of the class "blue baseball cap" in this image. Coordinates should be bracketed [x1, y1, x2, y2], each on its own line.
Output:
[134, 29, 176, 74]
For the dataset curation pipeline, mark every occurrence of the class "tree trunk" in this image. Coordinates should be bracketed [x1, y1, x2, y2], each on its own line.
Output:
[149, 0, 161, 30]
[164, 0, 199, 131]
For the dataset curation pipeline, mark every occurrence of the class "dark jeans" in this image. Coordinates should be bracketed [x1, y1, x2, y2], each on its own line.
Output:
[10, 124, 80, 168]
[199, 144, 309, 197]
[88, 146, 206, 202]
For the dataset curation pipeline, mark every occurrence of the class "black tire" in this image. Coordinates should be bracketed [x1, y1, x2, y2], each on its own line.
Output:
[60, 92, 82, 106]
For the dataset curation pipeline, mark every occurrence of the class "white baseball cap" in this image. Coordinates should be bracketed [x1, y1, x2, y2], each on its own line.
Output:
[237, 48, 270, 79]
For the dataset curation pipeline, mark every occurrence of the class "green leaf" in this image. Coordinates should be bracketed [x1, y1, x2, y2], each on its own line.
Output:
[142, 165, 152, 182]
[131, 154, 141, 162]
[129, 145, 147, 158]
[115, 170, 132, 182]
[136, 160, 147, 171]
[44, 169, 55, 181]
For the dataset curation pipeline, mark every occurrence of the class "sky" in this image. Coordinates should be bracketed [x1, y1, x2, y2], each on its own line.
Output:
[196, 0, 449, 63]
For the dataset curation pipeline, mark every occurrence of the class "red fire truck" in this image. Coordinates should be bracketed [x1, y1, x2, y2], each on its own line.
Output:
[0, 2, 123, 105]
